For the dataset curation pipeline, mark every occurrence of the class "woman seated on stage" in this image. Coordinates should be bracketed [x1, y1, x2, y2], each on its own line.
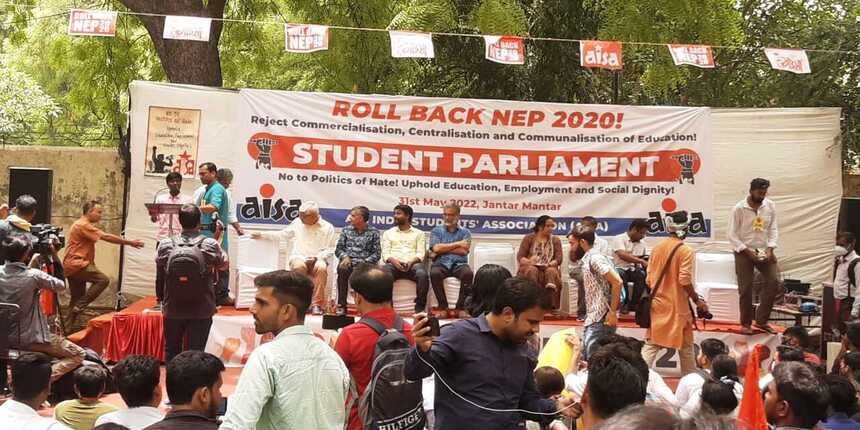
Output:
[517, 215, 563, 309]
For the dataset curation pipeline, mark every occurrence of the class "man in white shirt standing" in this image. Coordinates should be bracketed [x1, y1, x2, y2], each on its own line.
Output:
[151, 172, 193, 308]
[0, 352, 71, 430]
[94, 355, 164, 429]
[727, 178, 780, 335]
[251, 201, 336, 314]
[220, 270, 351, 430]
[611, 219, 649, 312]
[834, 232, 860, 333]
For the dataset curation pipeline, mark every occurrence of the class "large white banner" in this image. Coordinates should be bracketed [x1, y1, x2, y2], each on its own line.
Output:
[235, 90, 712, 237]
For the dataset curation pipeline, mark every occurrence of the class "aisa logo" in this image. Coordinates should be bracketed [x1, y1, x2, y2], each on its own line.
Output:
[646, 211, 709, 236]
[240, 183, 301, 223]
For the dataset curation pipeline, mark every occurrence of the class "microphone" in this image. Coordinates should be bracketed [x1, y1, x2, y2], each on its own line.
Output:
[152, 187, 169, 203]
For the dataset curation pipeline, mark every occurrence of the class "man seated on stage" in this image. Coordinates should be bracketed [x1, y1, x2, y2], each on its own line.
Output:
[251, 201, 337, 315]
[64, 200, 145, 330]
[95, 355, 164, 429]
[612, 219, 649, 311]
[221, 270, 351, 430]
[429, 203, 473, 315]
[335, 206, 381, 315]
[0, 235, 85, 382]
[0, 352, 71, 429]
[381, 204, 429, 314]
[150, 172, 193, 308]
[145, 351, 225, 430]
[334, 264, 414, 430]
[156, 204, 228, 362]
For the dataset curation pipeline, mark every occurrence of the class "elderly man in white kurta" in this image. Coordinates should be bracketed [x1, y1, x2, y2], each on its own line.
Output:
[252, 201, 337, 314]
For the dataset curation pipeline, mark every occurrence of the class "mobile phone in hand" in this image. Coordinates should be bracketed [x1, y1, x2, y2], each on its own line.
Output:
[427, 316, 441, 337]
[217, 397, 228, 416]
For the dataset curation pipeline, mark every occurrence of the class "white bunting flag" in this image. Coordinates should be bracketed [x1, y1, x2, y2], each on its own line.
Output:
[484, 36, 525, 65]
[764, 48, 811, 74]
[389, 31, 434, 58]
[284, 24, 329, 53]
[163, 15, 212, 42]
[67, 9, 117, 37]
[667, 44, 715, 68]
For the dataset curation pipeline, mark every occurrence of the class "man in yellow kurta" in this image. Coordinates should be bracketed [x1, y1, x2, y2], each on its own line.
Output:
[642, 211, 709, 376]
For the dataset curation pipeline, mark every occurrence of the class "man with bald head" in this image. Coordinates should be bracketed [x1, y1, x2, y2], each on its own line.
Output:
[252, 201, 337, 314]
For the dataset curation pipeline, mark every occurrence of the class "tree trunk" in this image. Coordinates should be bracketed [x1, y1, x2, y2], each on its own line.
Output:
[117, 0, 226, 87]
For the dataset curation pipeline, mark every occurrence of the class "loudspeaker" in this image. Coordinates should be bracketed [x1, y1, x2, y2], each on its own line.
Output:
[8, 167, 53, 225]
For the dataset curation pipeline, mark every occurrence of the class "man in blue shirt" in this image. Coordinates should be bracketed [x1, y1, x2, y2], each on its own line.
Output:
[428, 203, 473, 314]
[197, 162, 233, 306]
[405, 276, 577, 429]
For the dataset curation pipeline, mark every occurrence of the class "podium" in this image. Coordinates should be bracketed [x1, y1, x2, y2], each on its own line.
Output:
[145, 203, 183, 238]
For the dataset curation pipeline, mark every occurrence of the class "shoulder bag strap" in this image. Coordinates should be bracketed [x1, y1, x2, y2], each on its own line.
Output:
[649, 242, 685, 297]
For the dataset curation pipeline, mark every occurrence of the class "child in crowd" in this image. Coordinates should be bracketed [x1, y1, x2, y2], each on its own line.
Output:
[529, 366, 570, 430]
[54, 366, 118, 430]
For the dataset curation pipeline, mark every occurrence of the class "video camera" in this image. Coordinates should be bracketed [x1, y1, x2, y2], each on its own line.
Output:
[30, 224, 65, 255]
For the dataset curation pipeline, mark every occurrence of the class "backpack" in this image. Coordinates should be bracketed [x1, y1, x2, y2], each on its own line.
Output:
[165, 236, 209, 302]
[848, 257, 860, 297]
[358, 316, 426, 430]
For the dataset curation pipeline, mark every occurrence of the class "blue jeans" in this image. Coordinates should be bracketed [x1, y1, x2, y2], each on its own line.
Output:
[582, 321, 616, 361]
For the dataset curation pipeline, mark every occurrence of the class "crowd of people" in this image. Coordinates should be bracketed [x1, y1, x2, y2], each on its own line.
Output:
[1, 166, 859, 430]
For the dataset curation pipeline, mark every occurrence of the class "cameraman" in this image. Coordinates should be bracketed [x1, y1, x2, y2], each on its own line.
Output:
[641, 211, 709, 377]
[0, 235, 85, 381]
[0, 195, 38, 263]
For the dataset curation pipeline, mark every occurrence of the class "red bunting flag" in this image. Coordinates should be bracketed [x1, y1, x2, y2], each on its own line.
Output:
[764, 48, 811, 74]
[580, 40, 623, 70]
[737, 344, 769, 430]
[284, 24, 329, 53]
[484, 36, 525, 65]
[667, 44, 715, 68]
[67, 9, 117, 37]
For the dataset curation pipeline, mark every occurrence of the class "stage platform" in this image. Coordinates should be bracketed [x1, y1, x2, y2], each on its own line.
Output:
[70, 296, 780, 377]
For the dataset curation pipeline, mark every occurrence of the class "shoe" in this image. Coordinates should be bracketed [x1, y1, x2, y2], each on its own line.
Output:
[754, 323, 777, 334]
[740, 326, 754, 335]
[216, 297, 235, 307]
[310, 305, 323, 315]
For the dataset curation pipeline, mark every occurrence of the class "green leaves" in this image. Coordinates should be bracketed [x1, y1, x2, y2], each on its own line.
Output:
[0, 63, 61, 143]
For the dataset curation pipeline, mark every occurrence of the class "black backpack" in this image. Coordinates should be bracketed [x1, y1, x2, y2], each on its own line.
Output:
[165, 236, 209, 302]
[358, 316, 426, 430]
[848, 257, 860, 297]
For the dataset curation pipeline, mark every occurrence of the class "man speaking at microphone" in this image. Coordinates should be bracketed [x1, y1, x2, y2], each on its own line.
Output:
[405, 277, 579, 429]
